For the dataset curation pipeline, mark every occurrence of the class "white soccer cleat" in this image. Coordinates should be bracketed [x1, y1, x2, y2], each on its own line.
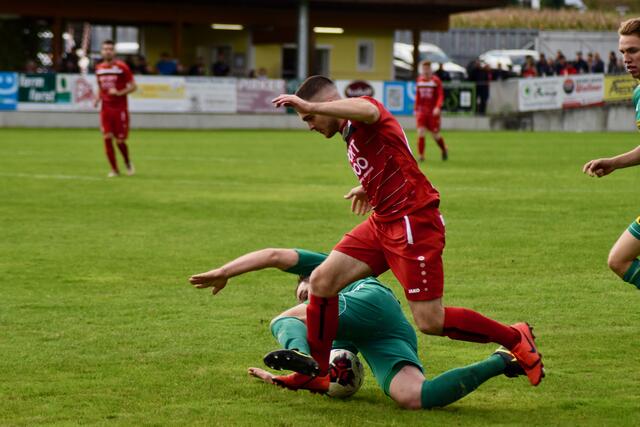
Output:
[107, 170, 120, 178]
[126, 163, 135, 176]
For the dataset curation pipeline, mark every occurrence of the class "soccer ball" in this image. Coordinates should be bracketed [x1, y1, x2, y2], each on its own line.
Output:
[327, 349, 365, 398]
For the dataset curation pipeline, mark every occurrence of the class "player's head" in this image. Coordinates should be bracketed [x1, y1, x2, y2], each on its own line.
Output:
[295, 276, 310, 303]
[295, 75, 342, 138]
[420, 60, 432, 78]
[618, 17, 640, 79]
[101, 40, 116, 62]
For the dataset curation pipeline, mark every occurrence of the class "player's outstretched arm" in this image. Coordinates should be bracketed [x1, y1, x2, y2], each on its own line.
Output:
[248, 367, 276, 384]
[272, 95, 380, 124]
[189, 248, 299, 295]
[583, 145, 640, 177]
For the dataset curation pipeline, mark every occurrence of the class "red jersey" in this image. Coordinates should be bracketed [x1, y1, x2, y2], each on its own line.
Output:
[414, 75, 444, 114]
[342, 97, 440, 221]
[96, 60, 134, 110]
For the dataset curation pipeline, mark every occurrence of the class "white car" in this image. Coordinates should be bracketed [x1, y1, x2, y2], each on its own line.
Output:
[479, 49, 540, 74]
[394, 42, 468, 81]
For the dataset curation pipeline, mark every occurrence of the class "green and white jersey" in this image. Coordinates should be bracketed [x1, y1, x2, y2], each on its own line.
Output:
[633, 83, 640, 131]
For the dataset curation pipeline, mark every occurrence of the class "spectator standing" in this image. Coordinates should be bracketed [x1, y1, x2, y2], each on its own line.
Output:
[212, 53, 230, 76]
[130, 55, 150, 74]
[556, 55, 577, 75]
[608, 51, 619, 74]
[155, 52, 178, 75]
[521, 55, 538, 78]
[536, 53, 552, 76]
[469, 60, 491, 115]
[188, 57, 206, 76]
[592, 52, 605, 73]
[434, 63, 451, 82]
[574, 51, 589, 74]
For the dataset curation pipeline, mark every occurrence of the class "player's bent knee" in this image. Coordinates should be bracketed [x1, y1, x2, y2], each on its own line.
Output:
[308, 269, 338, 297]
[607, 253, 629, 278]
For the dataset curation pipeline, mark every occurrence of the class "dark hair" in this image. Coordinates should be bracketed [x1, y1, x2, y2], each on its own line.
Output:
[295, 75, 336, 100]
[102, 40, 115, 46]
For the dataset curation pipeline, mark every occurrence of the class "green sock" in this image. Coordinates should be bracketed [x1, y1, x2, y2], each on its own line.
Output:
[270, 317, 310, 355]
[421, 354, 506, 409]
[623, 259, 640, 290]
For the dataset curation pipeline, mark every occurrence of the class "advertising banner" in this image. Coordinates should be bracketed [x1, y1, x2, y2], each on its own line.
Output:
[236, 78, 286, 113]
[17, 73, 57, 110]
[0, 72, 18, 111]
[186, 77, 236, 113]
[604, 74, 637, 102]
[383, 81, 476, 116]
[336, 80, 384, 103]
[560, 74, 604, 108]
[57, 74, 99, 110]
[518, 77, 562, 112]
[518, 75, 605, 112]
[128, 76, 188, 112]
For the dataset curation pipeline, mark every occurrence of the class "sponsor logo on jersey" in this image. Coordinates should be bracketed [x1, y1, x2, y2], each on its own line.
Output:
[408, 288, 420, 294]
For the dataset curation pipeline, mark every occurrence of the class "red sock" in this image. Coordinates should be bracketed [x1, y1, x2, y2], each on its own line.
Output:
[116, 141, 130, 167]
[104, 137, 118, 172]
[306, 294, 339, 375]
[442, 307, 519, 349]
[435, 136, 447, 152]
[418, 136, 425, 157]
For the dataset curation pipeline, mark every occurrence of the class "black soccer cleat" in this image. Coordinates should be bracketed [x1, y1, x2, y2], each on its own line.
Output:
[263, 349, 320, 377]
[493, 346, 526, 378]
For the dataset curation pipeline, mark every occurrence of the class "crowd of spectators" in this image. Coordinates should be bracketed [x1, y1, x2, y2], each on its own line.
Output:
[474, 50, 626, 81]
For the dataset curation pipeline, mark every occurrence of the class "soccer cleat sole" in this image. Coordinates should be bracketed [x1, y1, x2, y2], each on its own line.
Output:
[263, 349, 320, 377]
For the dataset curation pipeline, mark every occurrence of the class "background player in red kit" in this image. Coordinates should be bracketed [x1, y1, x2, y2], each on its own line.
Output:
[414, 60, 448, 162]
[94, 40, 137, 177]
[271, 76, 543, 392]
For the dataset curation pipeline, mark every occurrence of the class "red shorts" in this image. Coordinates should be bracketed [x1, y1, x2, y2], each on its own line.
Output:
[334, 204, 445, 301]
[100, 107, 129, 140]
[416, 112, 441, 133]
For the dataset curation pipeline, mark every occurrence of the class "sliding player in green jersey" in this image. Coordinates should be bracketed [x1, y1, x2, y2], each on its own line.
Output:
[190, 248, 527, 409]
[583, 17, 640, 290]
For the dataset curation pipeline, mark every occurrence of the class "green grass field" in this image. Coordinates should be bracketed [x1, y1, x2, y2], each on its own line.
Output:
[1, 128, 639, 426]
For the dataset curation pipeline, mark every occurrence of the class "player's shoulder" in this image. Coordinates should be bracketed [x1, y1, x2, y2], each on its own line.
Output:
[632, 83, 640, 105]
[432, 75, 443, 84]
[115, 60, 132, 71]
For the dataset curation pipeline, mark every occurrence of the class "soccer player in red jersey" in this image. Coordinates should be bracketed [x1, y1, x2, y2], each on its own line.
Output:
[414, 61, 448, 162]
[271, 76, 544, 392]
[94, 40, 137, 177]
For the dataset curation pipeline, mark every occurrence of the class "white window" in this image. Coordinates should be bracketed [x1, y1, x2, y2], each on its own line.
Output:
[357, 41, 374, 71]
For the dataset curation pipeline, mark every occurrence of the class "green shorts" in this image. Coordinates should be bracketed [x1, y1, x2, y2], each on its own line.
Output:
[332, 279, 423, 396]
[628, 216, 640, 240]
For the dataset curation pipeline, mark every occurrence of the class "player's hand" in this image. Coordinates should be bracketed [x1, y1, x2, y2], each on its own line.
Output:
[433, 107, 441, 116]
[271, 94, 312, 113]
[248, 367, 276, 384]
[582, 158, 615, 178]
[189, 267, 228, 295]
[344, 185, 372, 216]
[108, 88, 119, 96]
[93, 98, 100, 108]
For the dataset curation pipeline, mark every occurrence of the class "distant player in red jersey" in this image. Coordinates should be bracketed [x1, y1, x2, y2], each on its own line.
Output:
[270, 76, 544, 392]
[94, 40, 137, 177]
[414, 60, 448, 162]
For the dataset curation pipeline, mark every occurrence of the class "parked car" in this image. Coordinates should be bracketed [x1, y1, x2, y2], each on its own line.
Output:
[478, 49, 540, 74]
[394, 42, 468, 81]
